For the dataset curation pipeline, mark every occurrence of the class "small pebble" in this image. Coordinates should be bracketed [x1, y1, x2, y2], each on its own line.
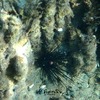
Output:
[57, 28, 63, 32]
[28, 84, 34, 91]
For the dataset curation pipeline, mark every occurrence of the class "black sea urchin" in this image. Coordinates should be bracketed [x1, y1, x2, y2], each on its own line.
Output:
[35, 33, 70, 85]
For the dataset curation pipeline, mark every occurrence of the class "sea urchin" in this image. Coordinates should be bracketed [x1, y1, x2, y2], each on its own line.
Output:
[35, 34, 69, 85]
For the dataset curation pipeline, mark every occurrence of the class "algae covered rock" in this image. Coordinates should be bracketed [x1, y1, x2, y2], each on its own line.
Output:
[0, 0, 100, 100]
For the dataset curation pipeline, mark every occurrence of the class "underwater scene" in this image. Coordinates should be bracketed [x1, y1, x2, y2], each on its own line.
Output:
[0, 0, 100, 100]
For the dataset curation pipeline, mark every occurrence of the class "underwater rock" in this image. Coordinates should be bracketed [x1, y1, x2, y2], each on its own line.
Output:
[0, 0, 99, 100]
